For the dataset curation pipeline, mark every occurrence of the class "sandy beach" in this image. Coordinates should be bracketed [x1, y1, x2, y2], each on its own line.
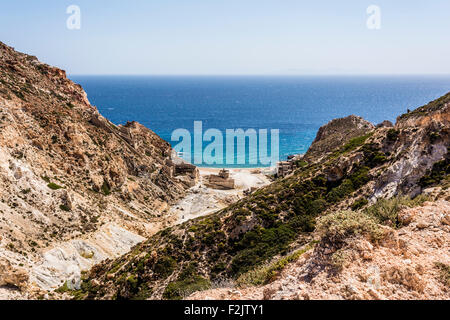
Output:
[171, 167, 274, 224]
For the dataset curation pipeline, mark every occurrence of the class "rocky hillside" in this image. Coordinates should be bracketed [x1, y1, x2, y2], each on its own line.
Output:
[190, 197, 450, 300]
[76, 93, 449, 300]
[0, 42, 195, 294]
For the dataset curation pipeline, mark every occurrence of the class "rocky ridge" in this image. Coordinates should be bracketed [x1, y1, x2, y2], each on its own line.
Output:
[304, 115, 375, 162]
[0, 42, 195, 294]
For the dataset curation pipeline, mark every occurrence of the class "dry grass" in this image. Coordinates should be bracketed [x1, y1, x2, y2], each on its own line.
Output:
[316, 210, 384, 243]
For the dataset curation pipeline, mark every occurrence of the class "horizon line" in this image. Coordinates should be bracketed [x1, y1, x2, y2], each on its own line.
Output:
[68, 73, 450, 77]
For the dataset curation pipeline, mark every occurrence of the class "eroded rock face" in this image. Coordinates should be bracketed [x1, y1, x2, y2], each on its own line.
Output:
[30, 224, 145, 291]
[0, 41, 195, 292]
[373, 102, 450, 199]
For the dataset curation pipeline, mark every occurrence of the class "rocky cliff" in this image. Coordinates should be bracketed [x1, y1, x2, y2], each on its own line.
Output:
[76, 92, 449, 300]
[0, 42, 195, 295]
[305, 115, 375, 162]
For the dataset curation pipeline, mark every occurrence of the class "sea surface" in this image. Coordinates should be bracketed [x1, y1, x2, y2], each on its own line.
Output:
[70, 75, 450, 167]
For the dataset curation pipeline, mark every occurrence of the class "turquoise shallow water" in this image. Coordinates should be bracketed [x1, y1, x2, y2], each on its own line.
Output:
[70, 75, 450, 167]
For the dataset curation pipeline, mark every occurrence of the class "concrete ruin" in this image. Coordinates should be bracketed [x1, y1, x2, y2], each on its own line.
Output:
[172, 163, 199, 188]
[277, 154, 303, 178]
[205, 169, 235, 190]
[168, 151, 200, 188]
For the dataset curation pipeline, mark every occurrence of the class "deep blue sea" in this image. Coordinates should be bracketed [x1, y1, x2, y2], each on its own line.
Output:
[70, 76, 450, 167]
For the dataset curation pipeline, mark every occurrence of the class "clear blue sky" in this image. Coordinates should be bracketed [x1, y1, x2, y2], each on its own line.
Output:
[1, 0, 449, 75]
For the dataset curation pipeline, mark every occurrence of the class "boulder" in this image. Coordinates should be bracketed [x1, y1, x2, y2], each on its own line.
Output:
[0, 258, 29, 290]
[376, 120, 394, 128]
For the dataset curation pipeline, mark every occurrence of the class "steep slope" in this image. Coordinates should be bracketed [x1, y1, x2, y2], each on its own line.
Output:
[190, 196, 450, 300]
[0, 42, 194, 293]
[77, 93, 449, 300]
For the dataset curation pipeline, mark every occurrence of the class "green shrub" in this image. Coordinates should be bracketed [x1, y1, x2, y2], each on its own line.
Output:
[349, 166, 371, 189]
[59, 204, 71, 212]
[289, 214, 316, 233]
[230, 224, 298, 275]
[316, 210, 384, 243]
[154, 256, 177, 279]
[341, 133, 374, 154]
[330, 249, 349, 271]
[162, 263, 210, 300]
[295, 160, 308, 168]
[101, 181, 111, 195]
[435, 262, 450, 287]
[163, 275, 211, 300]
[364, 195, 429, 227]
[419, 155, 449, 188]
[211, 262, 227, 275]
[306, 198, 327, 215]
[126, 275, 139, 291]
[362, 144, 388, 168]
[351, 198, 369, 211]
[236, 242, 315, 287]
[47, 182, 62, 190]
[387, 129, 400, 141]
[326, 179, 354, 203]
[235, 264, 271, 287]
[55, 281, 70, 293]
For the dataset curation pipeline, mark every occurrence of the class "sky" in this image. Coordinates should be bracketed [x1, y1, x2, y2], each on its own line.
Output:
[1, 0, 450, 75]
